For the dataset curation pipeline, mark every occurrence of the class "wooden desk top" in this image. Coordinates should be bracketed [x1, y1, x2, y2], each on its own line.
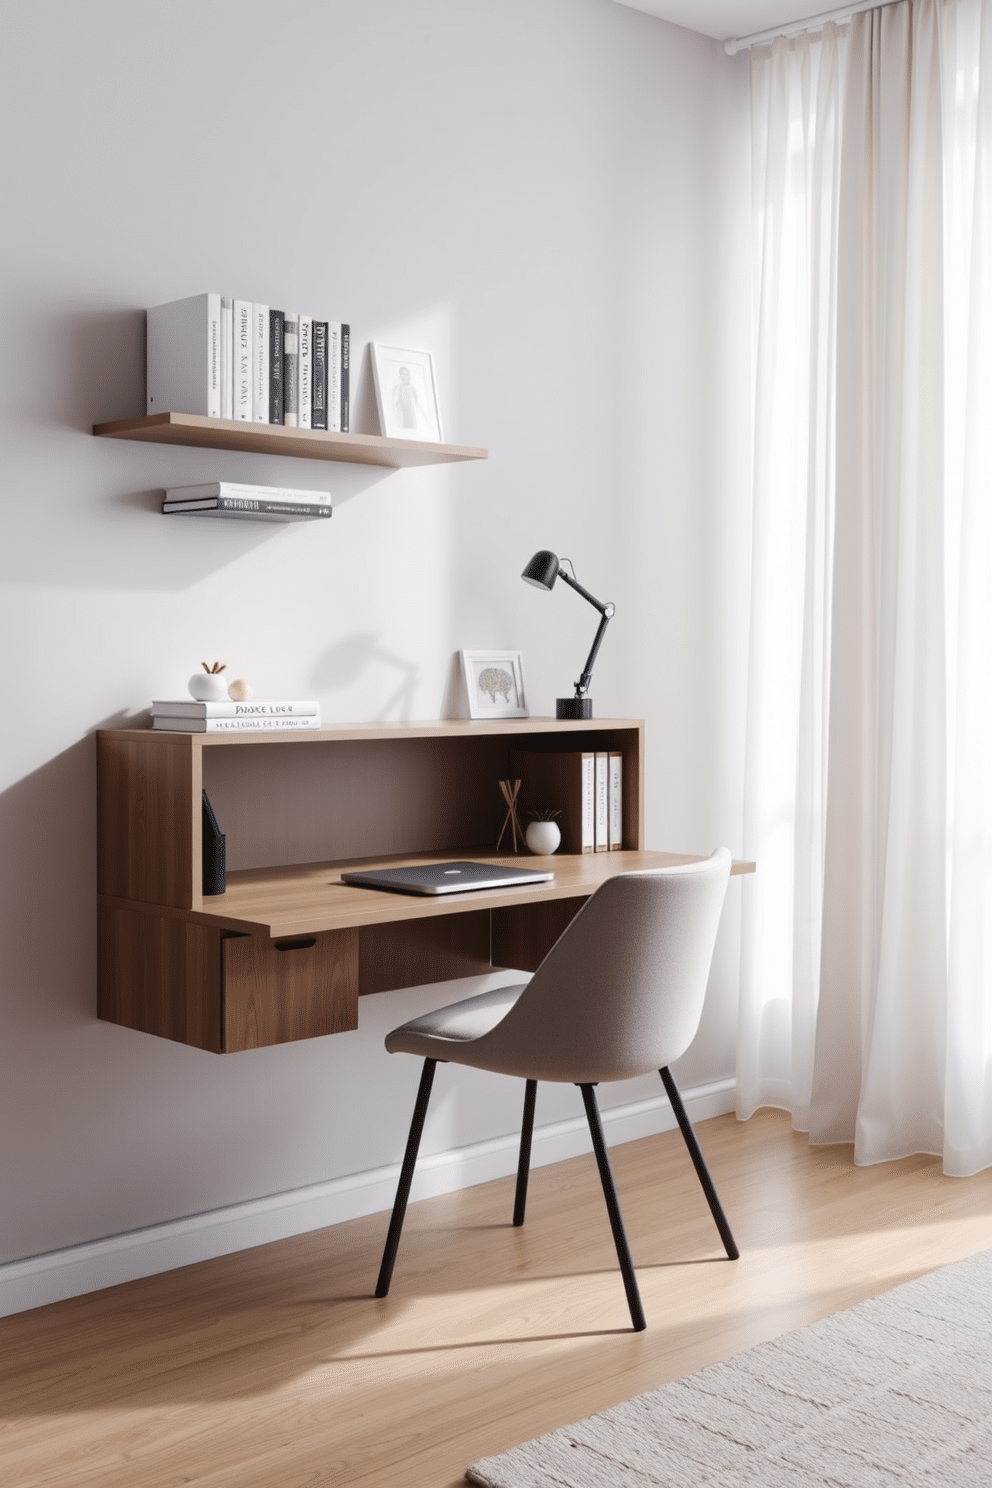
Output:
[101, 848, 754, 940]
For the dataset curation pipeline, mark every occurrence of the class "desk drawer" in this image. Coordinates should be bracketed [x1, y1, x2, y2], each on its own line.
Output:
[222, 928, 359, 1052]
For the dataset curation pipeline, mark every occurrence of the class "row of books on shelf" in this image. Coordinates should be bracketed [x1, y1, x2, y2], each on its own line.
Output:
[147, 292, 350, 431]
[161, 482, 332, 522]
[511, 748, 623, 853]
[152, 699, 322, 732]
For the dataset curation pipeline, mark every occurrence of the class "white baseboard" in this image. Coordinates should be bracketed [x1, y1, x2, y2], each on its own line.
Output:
[0, 1077, 735, 1318]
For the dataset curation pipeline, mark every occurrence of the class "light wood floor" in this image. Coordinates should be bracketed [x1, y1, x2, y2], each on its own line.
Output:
[2, 1108, 990, 1487]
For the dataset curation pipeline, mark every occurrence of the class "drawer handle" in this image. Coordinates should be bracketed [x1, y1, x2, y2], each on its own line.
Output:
[275, 938, 317, 953]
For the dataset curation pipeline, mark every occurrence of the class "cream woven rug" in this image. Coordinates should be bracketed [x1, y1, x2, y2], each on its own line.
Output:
[467, 1247, 992, 1487]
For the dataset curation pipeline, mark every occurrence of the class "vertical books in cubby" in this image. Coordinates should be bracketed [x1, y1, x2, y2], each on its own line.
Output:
[146, 293, 351, 432]
[510, 748, 623, 854]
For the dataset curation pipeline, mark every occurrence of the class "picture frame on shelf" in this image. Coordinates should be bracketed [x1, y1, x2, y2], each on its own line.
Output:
[371, 344, 443, 442]
[460, 650, 529, 719]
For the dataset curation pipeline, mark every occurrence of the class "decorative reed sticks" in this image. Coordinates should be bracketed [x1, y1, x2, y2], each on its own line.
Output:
[497, 778, 525, 852]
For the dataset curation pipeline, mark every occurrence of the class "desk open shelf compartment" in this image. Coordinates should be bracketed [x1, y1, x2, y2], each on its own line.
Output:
[96, 718, 649, 1053]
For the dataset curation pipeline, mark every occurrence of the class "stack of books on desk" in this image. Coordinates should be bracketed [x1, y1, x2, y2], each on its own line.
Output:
[152, 700, 323, 732]
[162, 482, 332, 522]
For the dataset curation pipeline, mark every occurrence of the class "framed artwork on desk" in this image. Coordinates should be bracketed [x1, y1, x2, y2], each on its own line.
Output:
[371, 344, 443, 441]
[460, 650, 529, 719]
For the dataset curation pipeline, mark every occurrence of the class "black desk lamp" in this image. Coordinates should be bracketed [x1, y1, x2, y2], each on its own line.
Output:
[522, 550, 615, 719]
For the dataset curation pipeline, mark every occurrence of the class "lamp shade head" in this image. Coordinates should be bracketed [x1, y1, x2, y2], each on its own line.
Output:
[522, 550, 560, 590]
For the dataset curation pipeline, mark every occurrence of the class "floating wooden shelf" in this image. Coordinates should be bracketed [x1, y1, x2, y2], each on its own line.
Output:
[92, 412, 488, 469]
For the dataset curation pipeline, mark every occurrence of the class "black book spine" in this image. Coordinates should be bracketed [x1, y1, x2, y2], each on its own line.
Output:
[311, 321, 328, 430]
[283, 313, 299, 426]
[269, 310, 285, 425]
[340, 323, 350, 433]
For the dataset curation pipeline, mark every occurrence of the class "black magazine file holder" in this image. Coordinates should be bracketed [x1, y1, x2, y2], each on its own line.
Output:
[202, 789, 226, 896]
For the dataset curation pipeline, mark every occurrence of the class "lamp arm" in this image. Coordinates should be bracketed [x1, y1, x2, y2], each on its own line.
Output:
[574, 608, 613, 696]
[557, 571, 615, 698]
[558, 568, 610, 616]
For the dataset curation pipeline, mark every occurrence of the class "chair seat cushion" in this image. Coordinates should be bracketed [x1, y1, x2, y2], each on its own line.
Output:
[384, 981, 529, 1058]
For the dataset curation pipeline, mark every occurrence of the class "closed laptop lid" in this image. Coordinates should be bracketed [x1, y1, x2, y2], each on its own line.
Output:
[340, 860, 555, 896]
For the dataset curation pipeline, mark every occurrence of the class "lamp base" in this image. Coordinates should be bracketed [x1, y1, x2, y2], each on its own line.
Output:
[556, 696, 592, 720]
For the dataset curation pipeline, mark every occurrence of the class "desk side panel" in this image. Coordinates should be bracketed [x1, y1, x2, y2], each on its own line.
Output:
[98, 734, 198, 908]
[98, 904, 222, 1052]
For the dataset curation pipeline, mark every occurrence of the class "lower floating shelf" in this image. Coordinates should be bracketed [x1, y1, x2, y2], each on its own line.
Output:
[93, 411, 488, 469]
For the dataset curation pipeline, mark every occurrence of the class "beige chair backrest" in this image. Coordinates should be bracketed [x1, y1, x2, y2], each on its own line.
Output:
[474, 849, 731, 1084]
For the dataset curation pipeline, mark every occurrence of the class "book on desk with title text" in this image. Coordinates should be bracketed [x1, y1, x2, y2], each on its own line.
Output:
[152, 699, 320, 718]
[152, 713, 323, 733]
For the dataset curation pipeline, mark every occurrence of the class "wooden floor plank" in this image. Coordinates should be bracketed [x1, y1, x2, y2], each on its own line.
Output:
[1, 1110, 990, 1488]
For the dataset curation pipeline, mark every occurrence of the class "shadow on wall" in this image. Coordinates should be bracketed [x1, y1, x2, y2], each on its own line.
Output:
[311, 634, 420, 721]
[0, 303, 395, 590]
[0, 735, 98, 1033]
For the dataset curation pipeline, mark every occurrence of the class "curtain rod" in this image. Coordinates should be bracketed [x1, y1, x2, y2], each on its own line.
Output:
[725, 0, 903, 55]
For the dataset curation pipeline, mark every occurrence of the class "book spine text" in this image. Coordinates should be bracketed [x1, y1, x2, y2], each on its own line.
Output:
[220, 297, 233, 419]
[234, 299, 252, 421]
[328, 322, 341, 432]
[340, 323, 350, 432]
[311, 321, 328, 430]
[298, 315, 312, 430]
[283, 313, 299, 426]
[252, 303, 269, 422]
[269, 310, 285, 424]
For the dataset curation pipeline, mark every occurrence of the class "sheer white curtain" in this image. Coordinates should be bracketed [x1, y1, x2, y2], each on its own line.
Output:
[740, 0, 992, 1176]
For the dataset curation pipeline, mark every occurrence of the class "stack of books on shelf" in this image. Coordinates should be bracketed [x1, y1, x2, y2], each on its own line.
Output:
[161, 482, 332, 522]
[147, 293, 350, 431]
[152, 700, 323, 733]
[510, 747, 623, 853]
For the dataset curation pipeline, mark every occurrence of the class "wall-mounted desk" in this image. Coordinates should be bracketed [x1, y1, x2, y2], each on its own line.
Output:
[97, 718, 753, 1054]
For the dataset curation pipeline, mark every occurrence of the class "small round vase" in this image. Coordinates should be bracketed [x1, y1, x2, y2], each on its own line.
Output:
[526, 820, 561, 855]
[188, 671, 228, 701]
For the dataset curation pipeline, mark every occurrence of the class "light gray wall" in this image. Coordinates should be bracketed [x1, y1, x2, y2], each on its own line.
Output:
[0, 0, 751, 1266]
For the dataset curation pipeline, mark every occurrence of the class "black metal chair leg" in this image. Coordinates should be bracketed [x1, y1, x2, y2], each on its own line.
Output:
[579, 1084, 647, 1331]
[660, 1066, 739, 1260]
[375, 1058, 437, 1298]
[513, 1080, 538, 1226]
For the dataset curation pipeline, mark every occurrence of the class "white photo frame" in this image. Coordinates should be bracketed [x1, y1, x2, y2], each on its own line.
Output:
[461, 650, 529, 719]
[370, 343, 443, 442]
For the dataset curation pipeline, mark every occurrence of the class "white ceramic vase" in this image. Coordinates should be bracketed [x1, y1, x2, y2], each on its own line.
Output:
[188, 671, 228, 701]
[525, 820, 561, 855]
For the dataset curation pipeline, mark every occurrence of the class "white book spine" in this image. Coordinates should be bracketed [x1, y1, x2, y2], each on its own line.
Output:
[234, 299, 252, 421]
[581, 754, 595, 852]
[328, 322, 341, 432]
[146, 292, 222, 418]
[252, 303, 269, 422]
[153, 715, 323, 733]
[595, 752, 609, 852]
[608, 753, 623, 849]
[220, 298, 233, 419]
[298, 315, 312, 430]
[208, 294, 221, 417]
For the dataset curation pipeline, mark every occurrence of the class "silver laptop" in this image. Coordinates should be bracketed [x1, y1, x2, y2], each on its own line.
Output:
[340, 860, 555, 896]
